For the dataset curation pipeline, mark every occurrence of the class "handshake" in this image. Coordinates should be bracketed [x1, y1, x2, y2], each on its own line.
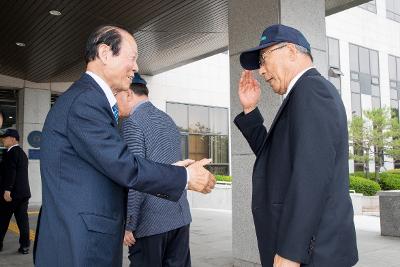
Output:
[174, 158, 216, 194]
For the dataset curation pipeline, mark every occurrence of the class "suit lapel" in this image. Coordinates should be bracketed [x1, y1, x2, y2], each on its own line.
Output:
[81, 74, 118, 127]
[264, 68, 320, 143]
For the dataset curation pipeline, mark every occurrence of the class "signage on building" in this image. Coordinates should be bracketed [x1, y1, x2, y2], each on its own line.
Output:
[28, 131, 41, 148]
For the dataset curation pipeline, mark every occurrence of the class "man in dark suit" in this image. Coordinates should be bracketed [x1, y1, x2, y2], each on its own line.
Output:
[234, 24, 358, 267]
[34, 25, 215, 266]
[117, 74, 192, 266]
[0, 129, 31, 254]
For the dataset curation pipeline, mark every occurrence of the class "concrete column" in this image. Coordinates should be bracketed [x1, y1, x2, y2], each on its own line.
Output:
[17, 87, 51, 205]
[228, 0, 327, 265]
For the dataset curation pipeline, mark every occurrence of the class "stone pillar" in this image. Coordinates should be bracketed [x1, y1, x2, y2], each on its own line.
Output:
[17, 86, 51, 205]
[379, 190, 400, 237]
[228, 0, 327, 265]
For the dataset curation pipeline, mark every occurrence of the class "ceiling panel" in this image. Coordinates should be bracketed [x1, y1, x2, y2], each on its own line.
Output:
[0, 0, 369, 83]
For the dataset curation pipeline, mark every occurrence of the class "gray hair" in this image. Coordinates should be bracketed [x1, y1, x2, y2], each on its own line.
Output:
[294, 44, 313, 62]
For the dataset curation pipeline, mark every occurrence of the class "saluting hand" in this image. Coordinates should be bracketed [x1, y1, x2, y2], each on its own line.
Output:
[238, 70, 261, 114]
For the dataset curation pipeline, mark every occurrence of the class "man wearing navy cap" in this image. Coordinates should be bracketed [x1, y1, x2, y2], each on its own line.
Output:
[234, 24, 358, 267]
[0, 129, 31, 254]
[116, 73, 192, 266]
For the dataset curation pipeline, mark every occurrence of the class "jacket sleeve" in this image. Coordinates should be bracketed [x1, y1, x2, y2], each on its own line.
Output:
[234, 107, 267, 156]
[276, 78, 338, 264]
[121, 118, 146, 232]
[66, 91, 186, 202]
[4, 149, 17, 191]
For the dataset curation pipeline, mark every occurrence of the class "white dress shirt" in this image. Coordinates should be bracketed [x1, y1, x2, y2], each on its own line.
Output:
[284, 66, 315, 99]
[86, 71, 116, 110]
[7, 144, 19, 152]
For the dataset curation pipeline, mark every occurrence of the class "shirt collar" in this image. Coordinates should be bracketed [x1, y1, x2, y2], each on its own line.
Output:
[130, 100, 149, 116]
[284, 66, 315, 99]
[7, 144, 19, 152]
[86, 71, 116, 108]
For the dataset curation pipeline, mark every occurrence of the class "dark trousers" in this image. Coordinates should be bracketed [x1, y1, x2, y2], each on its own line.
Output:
[128, 225, 191, 267]
[0, 197, 30, 248]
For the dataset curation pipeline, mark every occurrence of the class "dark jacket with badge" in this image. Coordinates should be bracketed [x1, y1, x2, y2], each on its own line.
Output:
[234, 68, 358, 267]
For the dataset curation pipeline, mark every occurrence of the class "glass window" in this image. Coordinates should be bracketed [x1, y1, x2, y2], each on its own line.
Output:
[351, 80, 361, 93]
[397, 57, 400, 79]
[189, 105, 209, 134]
[351, 93, 362, 116]
[359, 47, 370, 74]
[349, 44, 359, 72]
[371, 85, 380, 97]
[372, 96, 381, 109]
[389, 55, 396, 80]
[387, 0, 400, 22]
[329, 76, 341, 92]
[188, 135, 209, 161]
[359, 0, 377, 13]
[167, 102, 230, 175]
[350, 44, 381, 116]
[180, 134, 189, 159]
[370, 50, 379, 76]
[210, 135, 229, 164]
[328, 38, 340, 68]
[360, 73, 372, 94]
[167, 103, 188, 132]
[391, 89, 398, 100]
[209, 107, 228, 135]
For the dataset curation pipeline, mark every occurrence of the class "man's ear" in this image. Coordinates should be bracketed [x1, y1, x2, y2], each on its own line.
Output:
[97, 44, 110, 65]
[287, 44, 297, 61]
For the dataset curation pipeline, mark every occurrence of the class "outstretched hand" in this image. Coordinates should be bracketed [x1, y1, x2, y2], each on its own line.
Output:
[187, 158, 216, 194]
[173, 159, 195, 167]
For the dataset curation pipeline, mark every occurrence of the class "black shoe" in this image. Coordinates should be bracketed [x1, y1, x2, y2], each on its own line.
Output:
[18, 247, 29, 254]
[0, 243, 3, 252]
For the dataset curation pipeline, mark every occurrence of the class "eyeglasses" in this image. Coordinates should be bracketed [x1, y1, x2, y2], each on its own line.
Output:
[259, 44, 288, 66]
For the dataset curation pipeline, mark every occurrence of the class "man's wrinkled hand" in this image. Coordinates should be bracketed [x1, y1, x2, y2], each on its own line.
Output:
[123, 230, 136, 247]
[4, 190, 12, 202]
[173, 159, 195, 167]
[273, 254, 300, 267]
[238, 70, 261, 114]
[187, 158, 216, 194]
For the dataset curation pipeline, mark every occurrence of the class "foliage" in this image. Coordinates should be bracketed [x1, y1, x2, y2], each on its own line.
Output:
[215, 175, 232, 183]
[378, 173, 400, 190]
[349, 176, 381, 196]
[348, 108, 400, 181]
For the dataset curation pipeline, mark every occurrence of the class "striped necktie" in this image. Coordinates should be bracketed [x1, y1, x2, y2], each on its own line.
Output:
[112, 104, 119, 123]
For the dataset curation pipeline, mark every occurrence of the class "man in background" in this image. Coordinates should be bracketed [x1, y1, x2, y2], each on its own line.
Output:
[117, 73, 192, 266]
[0, 129, 31, 254]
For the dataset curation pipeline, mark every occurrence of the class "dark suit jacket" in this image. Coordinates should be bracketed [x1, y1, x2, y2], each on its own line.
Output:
[234, 68, 358, 267]
[0, 145, 30, 200]
[34, 74, 187, 267]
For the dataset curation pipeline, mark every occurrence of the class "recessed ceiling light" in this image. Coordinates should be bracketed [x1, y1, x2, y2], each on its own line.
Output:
[9, 116, 13, 119]
[16, 42, 25, 47]
[49, 10, 62, 16]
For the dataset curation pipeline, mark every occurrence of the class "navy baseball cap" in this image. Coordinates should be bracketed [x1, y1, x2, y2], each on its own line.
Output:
[0, 129, 20, 141]
[240, 24, 311, 70]
[132, 72, 147, 85]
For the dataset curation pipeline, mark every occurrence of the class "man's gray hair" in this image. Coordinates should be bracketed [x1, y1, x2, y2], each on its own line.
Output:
[294, 44, 313, 62]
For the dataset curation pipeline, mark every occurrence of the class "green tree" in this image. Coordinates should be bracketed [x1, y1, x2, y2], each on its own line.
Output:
[348, 107, 400, 181]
